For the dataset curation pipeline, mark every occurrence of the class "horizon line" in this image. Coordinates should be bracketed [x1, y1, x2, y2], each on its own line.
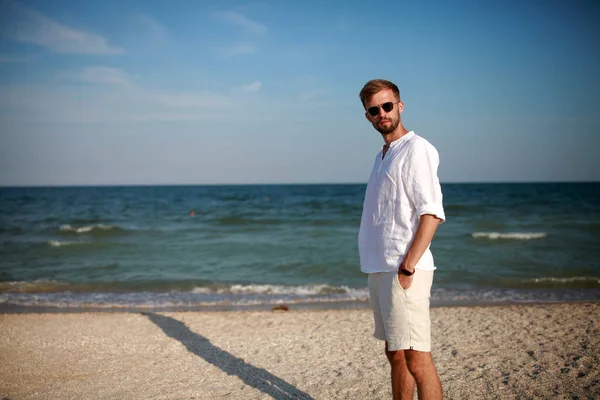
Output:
[0, 180, 598, 189]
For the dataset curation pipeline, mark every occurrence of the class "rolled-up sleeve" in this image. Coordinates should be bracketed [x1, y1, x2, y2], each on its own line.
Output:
[402, 140, 446, 223]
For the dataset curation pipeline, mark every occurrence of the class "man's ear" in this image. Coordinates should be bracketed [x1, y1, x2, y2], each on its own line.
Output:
[397, 101, 404, 113]
[365, 112, 371, 122]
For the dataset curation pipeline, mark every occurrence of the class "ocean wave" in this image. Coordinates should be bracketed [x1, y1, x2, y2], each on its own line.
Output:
[59, 224, 121, 234]
[0, 226, 24, 235]
[216, 215, 283, 226]
[0, 280, 369, 301]
[2, 286, 599, 311]
[191, 283, 367, 298]
[524, 276, 600, 285]
[48, 240, 89, 247]
[0, 279, 74, 293]
[0, 283, 370, 310]
[472, 232, 547, 240]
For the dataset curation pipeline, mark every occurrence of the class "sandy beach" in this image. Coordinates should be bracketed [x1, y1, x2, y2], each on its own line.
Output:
[1, 302, 598, 400]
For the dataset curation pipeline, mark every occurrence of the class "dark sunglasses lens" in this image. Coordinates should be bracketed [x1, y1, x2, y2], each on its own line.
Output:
[367, 102, 395, 116]
[381, 102, 394, 112]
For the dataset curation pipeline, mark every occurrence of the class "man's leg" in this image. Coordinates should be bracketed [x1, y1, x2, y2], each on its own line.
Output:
[386, 342, 415, 400]
[404, 350, 442, 400]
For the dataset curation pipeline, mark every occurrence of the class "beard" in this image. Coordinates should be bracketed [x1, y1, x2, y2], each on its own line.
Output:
[375, 117, 399, 135]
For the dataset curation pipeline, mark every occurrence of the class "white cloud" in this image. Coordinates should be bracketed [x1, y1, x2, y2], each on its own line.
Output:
[215, 11, 267, 35]
[125, 112, 213, 122]
[0, 83, 235, 123]
[151, 91, 231, 108]
[6, 2, 122, 54]
[0, 78, 340, 128]
[79, 67, 133, 86]
[297, 86, 334, 106]
[240, 81, 262, 92]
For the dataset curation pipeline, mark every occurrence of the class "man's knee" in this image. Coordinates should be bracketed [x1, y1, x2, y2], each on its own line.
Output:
[385, 350, 394, 363]
[385, 350, 398, 364]
[385, 348, 406, 365]
[405, 350, 432, 377]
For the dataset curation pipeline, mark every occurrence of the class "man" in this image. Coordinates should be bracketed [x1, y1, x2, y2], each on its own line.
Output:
[358, 79, 445, 400]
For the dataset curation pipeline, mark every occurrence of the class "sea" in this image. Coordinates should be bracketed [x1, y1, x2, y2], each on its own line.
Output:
[1, 182, 599, 312]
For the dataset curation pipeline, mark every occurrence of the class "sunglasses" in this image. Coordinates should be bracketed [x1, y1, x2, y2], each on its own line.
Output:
[367, 101, 399, 117]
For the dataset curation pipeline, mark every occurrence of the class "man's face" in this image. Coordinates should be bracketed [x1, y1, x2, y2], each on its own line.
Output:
[364, 89, 403, 135]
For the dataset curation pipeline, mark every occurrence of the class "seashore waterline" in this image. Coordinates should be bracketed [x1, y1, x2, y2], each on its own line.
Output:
[1, 182, 599, 312]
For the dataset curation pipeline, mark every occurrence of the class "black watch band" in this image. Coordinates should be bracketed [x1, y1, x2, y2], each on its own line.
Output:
[399, 268, 414, 276]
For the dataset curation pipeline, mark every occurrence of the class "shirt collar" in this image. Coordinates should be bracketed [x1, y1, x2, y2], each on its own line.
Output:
[381, 131, 414, 152]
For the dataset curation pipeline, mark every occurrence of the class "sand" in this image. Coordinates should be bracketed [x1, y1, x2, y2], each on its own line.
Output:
[1, 302, 598, 400]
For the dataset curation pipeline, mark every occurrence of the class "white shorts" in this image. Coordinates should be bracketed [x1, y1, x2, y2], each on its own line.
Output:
[368, 269, 434, 352]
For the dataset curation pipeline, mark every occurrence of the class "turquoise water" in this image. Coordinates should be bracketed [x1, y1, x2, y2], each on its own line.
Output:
[1, 183, 599, 311]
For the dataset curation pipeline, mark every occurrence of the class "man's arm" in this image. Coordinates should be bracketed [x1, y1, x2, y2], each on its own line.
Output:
[398, 214, 442, 288]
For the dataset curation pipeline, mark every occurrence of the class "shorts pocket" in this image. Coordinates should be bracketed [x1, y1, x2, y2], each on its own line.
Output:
[406, 270, 433, 301]
[393, 270, 407, 292]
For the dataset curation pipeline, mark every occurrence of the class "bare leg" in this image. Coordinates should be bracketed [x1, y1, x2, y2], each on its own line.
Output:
[386, 342, 415, 400]
[405, 350, 443, 400]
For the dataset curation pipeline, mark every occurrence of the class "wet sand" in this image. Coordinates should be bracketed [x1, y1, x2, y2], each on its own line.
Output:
[1, 302, 598, 399]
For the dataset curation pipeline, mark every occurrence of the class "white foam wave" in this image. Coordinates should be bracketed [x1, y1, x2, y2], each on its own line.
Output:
[0, 279, 70, 293]
[48, 240, 87, 247]
[60, 224, 115, 234]
[472, 232, 547, 240]
[526, 276, 600, 285]
[191, 284, 369, 300]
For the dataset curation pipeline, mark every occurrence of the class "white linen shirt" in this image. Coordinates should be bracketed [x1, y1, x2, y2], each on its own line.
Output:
[358, 131, 445, 274]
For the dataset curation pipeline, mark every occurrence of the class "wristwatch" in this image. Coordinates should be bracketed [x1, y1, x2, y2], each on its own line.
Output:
[399, 268, 414, 276]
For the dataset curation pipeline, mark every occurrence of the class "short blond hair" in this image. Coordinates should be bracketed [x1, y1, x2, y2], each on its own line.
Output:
[359, 79, 400, 107]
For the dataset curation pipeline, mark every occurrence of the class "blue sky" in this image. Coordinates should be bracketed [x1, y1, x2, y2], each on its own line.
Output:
[0, 0, 598, 186]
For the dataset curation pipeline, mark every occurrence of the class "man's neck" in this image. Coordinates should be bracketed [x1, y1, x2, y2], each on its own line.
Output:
[383, 126, 409, 147]
[381, 126, 409, 159]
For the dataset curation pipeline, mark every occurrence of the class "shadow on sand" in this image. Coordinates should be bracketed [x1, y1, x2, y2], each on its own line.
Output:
[143, 312, 314, 400]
